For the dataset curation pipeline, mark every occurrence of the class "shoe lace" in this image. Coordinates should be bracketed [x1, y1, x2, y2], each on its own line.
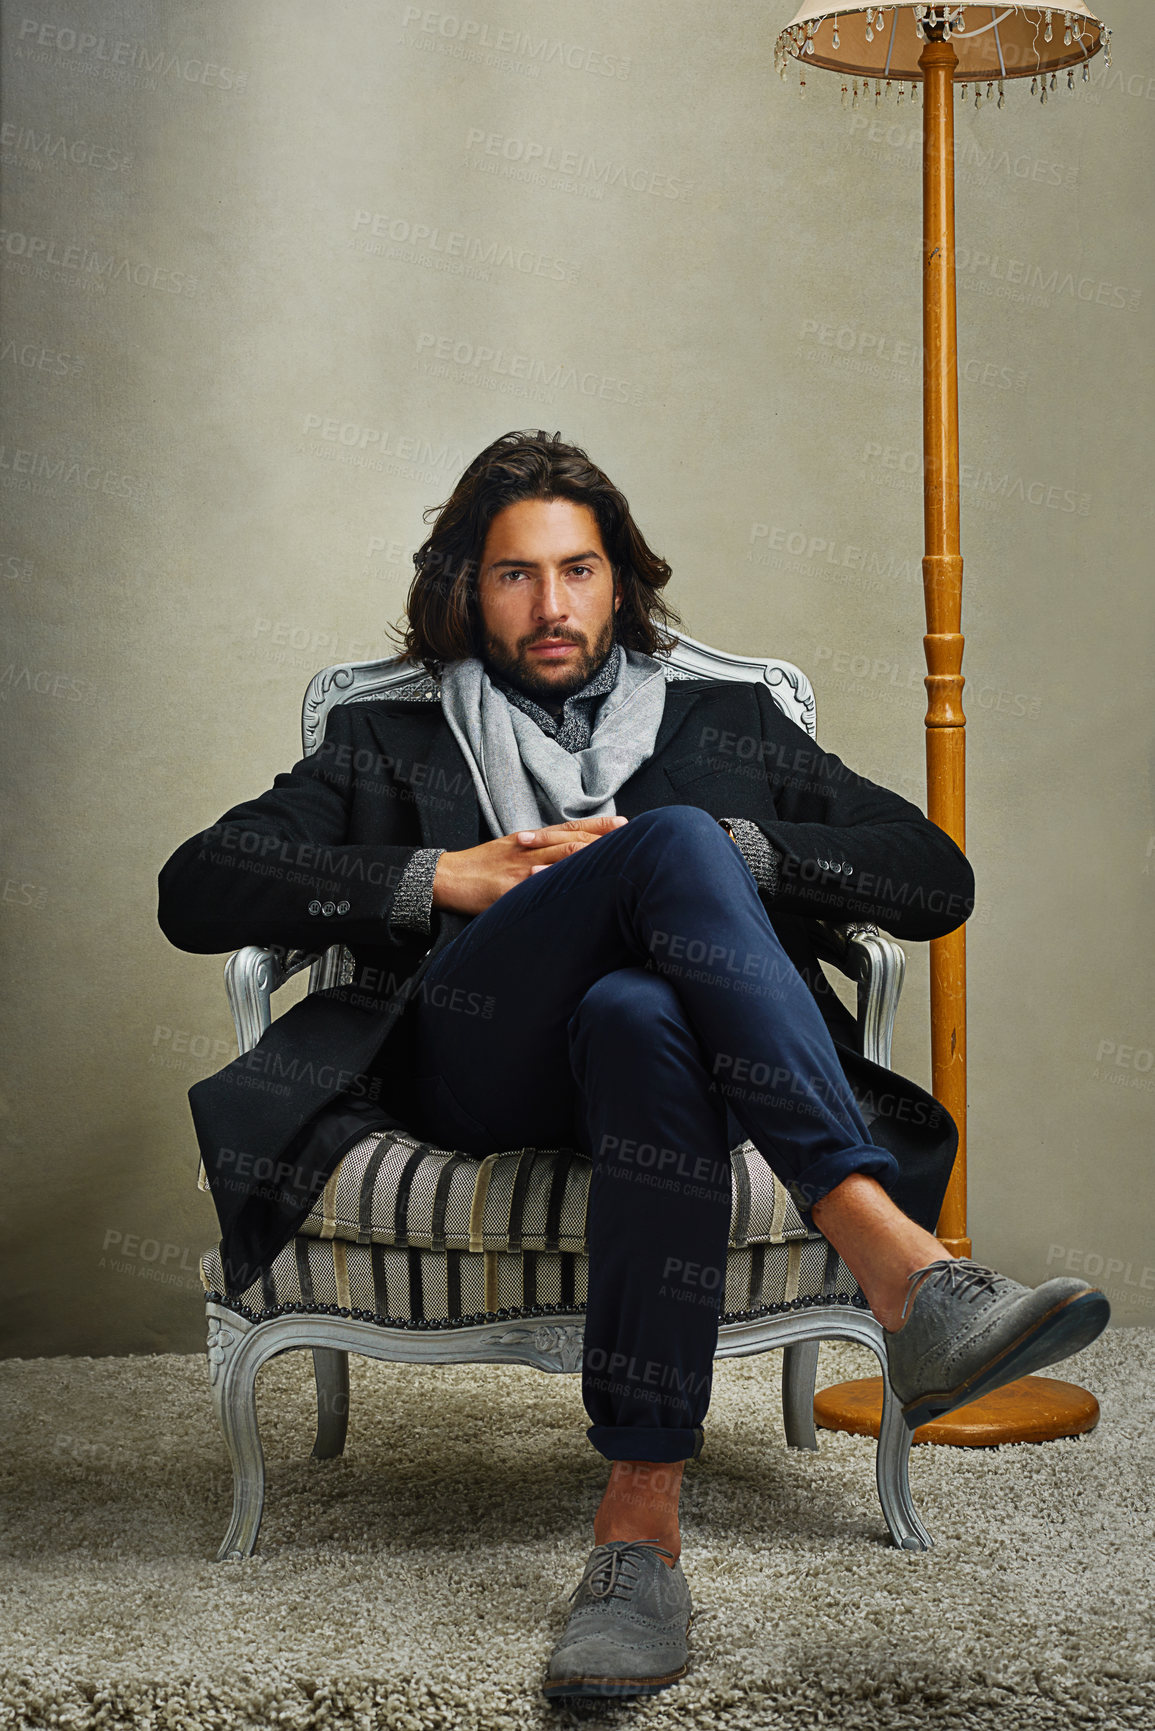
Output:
[899, 1257, 1004, 1325]
[570, 1541, 676, 1604]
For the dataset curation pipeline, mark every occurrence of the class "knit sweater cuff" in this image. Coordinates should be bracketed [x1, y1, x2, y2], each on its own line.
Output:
[724, 817, 782, 899]
[389, 846, 445, 938]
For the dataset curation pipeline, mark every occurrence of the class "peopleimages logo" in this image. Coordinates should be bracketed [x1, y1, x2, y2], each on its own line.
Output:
[861, 444, 1092, 515]
[1, 337, 85, 377]
[0, 663, 86, 700]
[0, 442, 146, 502]
[907, 237, 1140, 312]
[846, 114, 1079, 189]
[0, 229, 198, 295]
[464, 128, 692, 199]
[415, 331, 644, 405]
[299, 414, 468, 482]
[400, 8, 631, 78]
[14, 17, 249, 90]
[0, 122, 133, 171]
[748, 523, 919, 583]
[352, 209, 579, 283]
[797, 317, 1027, 393]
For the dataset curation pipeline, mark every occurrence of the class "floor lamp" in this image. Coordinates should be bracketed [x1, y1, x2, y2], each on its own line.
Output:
[774, 5, 1112, 1445]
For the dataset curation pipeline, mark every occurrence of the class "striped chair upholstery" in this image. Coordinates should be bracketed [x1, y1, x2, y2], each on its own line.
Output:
[198, 1128, 865, 1328]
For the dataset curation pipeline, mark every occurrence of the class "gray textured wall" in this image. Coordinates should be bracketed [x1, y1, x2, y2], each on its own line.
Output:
[2, 1, 1152, 1356]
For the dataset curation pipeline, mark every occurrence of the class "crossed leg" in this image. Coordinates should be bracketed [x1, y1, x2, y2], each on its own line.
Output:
[405, 807, 954, 1557]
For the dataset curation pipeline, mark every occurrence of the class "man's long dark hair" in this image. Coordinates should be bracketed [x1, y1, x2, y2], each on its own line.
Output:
[385, 429, 684, 675]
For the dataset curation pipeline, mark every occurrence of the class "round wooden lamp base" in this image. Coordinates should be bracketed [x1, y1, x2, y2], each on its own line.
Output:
[813, 1375, 1101, 1447]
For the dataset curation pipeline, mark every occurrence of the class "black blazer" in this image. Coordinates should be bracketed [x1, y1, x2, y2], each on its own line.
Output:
[158, 676, 975, 1292]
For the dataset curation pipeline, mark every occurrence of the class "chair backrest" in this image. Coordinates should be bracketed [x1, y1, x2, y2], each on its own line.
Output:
[300, 630, 816, 757]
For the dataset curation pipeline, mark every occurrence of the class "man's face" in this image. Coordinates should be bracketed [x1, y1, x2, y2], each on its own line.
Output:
[474, 497, 621, 711]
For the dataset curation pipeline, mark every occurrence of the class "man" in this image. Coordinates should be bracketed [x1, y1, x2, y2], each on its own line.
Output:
[159, 428, 1109, 1702]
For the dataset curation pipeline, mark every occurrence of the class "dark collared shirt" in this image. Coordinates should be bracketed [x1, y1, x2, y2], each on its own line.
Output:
[488, 647, 621, 753]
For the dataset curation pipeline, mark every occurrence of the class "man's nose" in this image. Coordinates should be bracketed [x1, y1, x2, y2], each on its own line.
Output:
[531, 575, 569, 621]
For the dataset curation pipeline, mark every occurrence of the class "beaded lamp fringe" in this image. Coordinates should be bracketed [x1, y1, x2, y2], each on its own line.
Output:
[775, 7, 1111, 108]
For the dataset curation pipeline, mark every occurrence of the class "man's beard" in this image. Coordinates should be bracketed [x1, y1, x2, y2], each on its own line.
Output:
[479, 613, 617, 709]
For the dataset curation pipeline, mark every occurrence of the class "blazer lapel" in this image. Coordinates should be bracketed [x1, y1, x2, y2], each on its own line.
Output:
[415, 722, 481, 849]
[649, 678, 710, 760]
[615, 679, 714, 816]
[364, 706, 481, 851]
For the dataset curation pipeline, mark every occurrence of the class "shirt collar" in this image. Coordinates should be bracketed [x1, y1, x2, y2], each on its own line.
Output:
[488, 643, 621, 734]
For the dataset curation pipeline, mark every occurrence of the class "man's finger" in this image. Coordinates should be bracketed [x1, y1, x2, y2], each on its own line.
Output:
[522, 838, 597, 870]
[515, 815, 628, 846]
[571, 813, 628, 831]
[514, 829, 574, 847]
[536, 838, 592, 859]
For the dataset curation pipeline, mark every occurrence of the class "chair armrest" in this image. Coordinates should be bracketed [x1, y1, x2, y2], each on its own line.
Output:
[223, 944, 323, 1056]
[809, 921, 906, 1069]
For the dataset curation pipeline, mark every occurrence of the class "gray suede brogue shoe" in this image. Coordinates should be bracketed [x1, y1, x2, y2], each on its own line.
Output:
[885, 1257, 1110, 1431]
[542, 1540, 693, 1701]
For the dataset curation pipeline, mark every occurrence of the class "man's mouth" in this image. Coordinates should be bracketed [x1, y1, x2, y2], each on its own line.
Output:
[529, 640, 578, 657]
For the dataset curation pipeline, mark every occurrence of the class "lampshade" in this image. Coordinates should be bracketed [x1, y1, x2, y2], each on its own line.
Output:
[776, 5, 1110, 93]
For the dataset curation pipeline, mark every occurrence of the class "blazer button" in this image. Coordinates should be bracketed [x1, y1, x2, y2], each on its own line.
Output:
[322, 901, 336, 916]
[336, 900, 350, 914]
[817, 857, 829, 870]
[308, 900, 322, 915]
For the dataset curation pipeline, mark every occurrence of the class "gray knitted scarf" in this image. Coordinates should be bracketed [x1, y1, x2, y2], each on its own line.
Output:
[438, 642, 668, 839]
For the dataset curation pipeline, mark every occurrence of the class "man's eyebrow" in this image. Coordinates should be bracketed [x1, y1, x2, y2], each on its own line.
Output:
[488, 549, 604, 570]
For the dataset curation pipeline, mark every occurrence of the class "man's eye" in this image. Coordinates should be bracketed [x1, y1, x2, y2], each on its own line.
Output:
[499, 566, 593, 581]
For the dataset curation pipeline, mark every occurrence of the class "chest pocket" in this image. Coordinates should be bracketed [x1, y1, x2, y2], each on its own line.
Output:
[663, 748, 780, 830]
[663, 752, 724, 788]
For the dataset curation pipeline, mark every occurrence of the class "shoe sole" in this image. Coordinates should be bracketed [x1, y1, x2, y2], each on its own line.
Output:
[900, 1287, 1110, 1432]
[542, 1662, 688, 1700]
[541, 1615, 693, 1700]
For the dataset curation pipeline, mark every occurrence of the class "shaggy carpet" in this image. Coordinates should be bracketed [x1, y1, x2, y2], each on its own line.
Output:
[0, 1329, 1152, 1730]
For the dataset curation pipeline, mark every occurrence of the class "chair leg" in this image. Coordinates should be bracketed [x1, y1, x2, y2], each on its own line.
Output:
[311, 1348, 350, 1459]
[206, 1304, 267, 1561]
[875, 1366, 933, 1551]
[781, 1340, 821, 1450]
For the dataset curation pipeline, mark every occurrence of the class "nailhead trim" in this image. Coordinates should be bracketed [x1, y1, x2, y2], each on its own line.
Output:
[720, 1291, 868, 1324]
[203, 1290, 867, 1329]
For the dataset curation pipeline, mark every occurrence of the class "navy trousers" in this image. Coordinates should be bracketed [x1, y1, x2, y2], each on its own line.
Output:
[407, 806, 900, 1464]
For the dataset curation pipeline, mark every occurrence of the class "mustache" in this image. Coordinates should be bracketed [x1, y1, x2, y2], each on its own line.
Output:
[526, 631, 583, 646]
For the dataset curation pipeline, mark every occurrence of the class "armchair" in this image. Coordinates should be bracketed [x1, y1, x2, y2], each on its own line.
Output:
[199, 631, 928, 1560]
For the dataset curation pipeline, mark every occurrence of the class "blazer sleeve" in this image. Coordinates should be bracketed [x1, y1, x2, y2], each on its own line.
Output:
[747, 682, 975, 942]
[157, 704, 429, 955]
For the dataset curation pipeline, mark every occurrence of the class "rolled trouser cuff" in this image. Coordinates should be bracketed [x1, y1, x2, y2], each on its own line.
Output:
[787, 1143, 901, 1232]
[587, 1423, 705, 1463]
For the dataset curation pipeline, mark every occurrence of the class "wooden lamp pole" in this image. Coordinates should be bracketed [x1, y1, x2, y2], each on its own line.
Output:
[920, 31, 970, 1263]
[775, 5, 1108, 1445]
